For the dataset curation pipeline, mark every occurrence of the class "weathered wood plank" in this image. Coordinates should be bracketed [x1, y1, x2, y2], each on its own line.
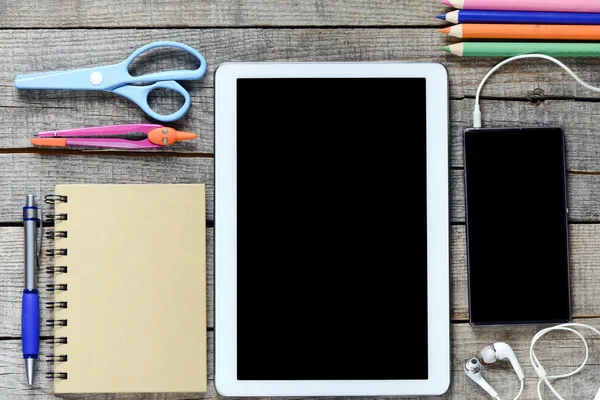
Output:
[449, 98, 600, 171]
[451, 224, 600, 320]
[7, 90, 600, 177]
[2, 320, 600, 399]
[1, 154, 600, 223]
[0, 1, 445, 28]
[1, 2, 596, 400]
[4, 30, 600, 115]
[445, 319, 600, 400]
[450, 169, 600, 223]
[8, 84, 600, 175]
[5, 91, 600, 173]
[0, 154, 214, 222]
[1, 222, 598, 339]
[0, 158, 595, 225]
[3, 31, 600, 161]
[0, 333, 215, 399]
[3, 86, 212, 153]
[0, 227, 214, 337]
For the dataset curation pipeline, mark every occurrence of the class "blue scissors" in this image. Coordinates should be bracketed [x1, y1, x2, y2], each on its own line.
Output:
[14, 41, 207, 122]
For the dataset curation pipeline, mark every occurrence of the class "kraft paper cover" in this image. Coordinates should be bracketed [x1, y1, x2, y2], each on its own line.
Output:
[52, 184, 207, 393]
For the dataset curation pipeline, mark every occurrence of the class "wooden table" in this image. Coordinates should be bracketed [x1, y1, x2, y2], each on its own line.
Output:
[2, 1, 600, 399]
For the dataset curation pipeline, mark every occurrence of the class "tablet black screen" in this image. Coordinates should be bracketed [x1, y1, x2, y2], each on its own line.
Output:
[236, 77, 428, 380]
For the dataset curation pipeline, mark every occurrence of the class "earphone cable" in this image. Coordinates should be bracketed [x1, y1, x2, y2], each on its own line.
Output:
[473, 54, 600, 129]
[515, 379, 524, 400]
[532, 326, 587, 400]
[529, 323, 600, 400]
[494, 379, 524, 400]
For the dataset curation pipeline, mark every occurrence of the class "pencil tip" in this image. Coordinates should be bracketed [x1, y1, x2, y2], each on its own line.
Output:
[441, 46, 450, 53]
[436, 13, 446, 20]
[441, 0, 452, 6]
[438, 27, 451, 34]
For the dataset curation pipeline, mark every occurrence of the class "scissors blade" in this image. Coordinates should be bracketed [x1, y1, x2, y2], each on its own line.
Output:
[15, 64, 124, 91]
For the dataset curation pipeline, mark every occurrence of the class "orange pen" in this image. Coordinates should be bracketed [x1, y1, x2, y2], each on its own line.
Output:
[439, 23, 600, 40]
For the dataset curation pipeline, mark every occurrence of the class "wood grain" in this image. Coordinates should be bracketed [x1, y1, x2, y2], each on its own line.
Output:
[450, 169, 600, 223]
[0, 222, 597, 342]
[7, 81, 600, 176]
[0, 155, 214, 221]
[3, 30, 600, 113]
[0, 227, 214, 338]
[0, 1, 446, 28]
[3, 321, 600, 399]
[449, 99, 600, 171]
[0, 334, 215, 399]
[1, 1, 600, 399]
[451, 224, 600, 320]
[2, 154, 600, 224]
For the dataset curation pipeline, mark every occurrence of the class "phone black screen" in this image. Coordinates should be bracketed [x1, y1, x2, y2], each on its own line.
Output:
[464, 127, 571, 325]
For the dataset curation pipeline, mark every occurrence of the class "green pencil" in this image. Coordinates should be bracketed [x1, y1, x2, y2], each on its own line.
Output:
[442, 42, 600, 57]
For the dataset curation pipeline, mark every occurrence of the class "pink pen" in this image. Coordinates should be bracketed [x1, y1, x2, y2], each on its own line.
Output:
[31, 124, 197, 149]
[441, 0, 600, 12]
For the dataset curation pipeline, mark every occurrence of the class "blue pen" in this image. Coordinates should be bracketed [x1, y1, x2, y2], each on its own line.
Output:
[22, 195, 41, 386]
[437, 9, 600, 25]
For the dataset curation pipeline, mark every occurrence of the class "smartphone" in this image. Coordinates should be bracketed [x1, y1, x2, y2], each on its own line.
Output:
[464, 127, 571, 326]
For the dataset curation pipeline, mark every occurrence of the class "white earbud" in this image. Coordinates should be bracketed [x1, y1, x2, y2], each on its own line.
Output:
[464, 358, 498, 399]
[481, 342, 525, 381]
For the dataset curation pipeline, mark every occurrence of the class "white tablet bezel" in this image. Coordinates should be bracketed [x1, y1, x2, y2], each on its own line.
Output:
[214, 62, 450, 397]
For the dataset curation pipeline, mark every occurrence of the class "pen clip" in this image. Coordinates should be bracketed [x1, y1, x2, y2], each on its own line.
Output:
[36, 209, 42, 268]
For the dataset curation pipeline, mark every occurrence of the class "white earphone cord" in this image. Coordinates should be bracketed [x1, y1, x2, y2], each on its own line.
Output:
[495, 378, 524, 400]
[473, 54, 600, 128]
[530, 323, 600, 400]
[509, 379, 524, 400]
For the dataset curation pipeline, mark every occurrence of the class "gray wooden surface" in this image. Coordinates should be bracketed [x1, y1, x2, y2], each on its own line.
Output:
[1, 1, 600, 399]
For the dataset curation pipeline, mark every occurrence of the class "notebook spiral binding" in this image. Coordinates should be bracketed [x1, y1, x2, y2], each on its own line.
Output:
[46, 248, 67, 257]
[46, 372, 68, 380]
[44, 195, 68, 205]
[45, 230, 67, 239]
[46, 284, 67, 292]
[47, 354, 68, 362]
[44, 213, 68, 222]
[45, 198, 69, 381]
[46, 266, 68, 274]
[46, 301, 68, 309]
[47, 319, 67, 327]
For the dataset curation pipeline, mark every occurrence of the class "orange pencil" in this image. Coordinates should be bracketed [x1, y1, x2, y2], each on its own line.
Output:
[439, 23, 600, 40]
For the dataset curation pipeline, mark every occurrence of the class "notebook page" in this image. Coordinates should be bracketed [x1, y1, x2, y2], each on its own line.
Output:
[53, 184, 207, 393]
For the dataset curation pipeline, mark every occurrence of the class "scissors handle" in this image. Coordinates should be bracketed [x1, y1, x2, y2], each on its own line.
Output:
[113, 81, 190, 122]
[14, 41, 206, 121]
[123, 41, 207, 84]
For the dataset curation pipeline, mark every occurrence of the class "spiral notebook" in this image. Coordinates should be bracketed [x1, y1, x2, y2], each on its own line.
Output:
[47, 184, 207, 393]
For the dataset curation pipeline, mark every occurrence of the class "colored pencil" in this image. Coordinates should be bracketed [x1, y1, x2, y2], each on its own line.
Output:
[439, 23, 600, 40]
[437, 10, 600, 25]
[441, 42, 600, 57]
[441, 0, 600, 13]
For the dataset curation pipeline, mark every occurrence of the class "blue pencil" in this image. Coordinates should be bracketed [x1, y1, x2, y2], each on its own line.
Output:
[437, 9, 600, 25]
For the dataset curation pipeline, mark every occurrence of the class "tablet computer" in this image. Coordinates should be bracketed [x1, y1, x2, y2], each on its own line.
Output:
[214, 62, 450, 397]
